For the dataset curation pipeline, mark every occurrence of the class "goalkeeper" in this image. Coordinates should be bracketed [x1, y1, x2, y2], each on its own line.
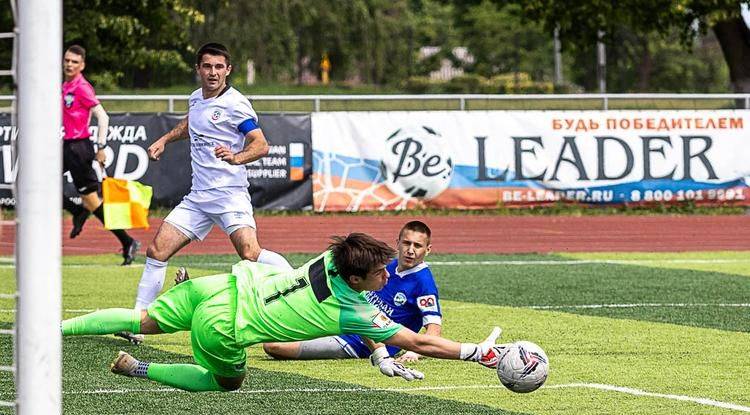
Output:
[62, 233, 504, 392]
[263, 220, 443, 363]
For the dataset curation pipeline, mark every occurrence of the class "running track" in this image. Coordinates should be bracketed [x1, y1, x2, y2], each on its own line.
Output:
[1, 215, 749, 256]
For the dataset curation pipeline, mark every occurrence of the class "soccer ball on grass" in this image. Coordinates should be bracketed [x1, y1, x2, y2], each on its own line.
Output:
[496, 341, 549, 393]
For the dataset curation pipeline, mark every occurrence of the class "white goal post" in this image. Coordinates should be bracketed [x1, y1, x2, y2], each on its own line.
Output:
[15, 0, 62, 414]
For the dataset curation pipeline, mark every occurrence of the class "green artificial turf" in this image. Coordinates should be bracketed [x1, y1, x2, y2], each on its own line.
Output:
[0, 251, 748, 414]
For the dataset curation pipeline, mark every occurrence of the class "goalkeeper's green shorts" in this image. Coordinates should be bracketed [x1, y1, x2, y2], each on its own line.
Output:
[147, 273, 247, 378]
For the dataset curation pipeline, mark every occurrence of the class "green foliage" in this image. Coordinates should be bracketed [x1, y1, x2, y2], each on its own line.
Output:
[444, 74, 484, 93]
[488, 73, 554, 94]
[87, 70, 125, 92]
[63, 0, 200, 88]
[189, 0, 426, 86]
[0, 0, 738, 91]
[508, 0, 747, 91]
[411, 0, 461, 77]
[402, 73, 554, 94]
[646, 34, 730, 92]
[563, 27, 730, 92]
[0, 5, 14, 89]
[461, 1, 553, 80]
[401, 76, 437, 93]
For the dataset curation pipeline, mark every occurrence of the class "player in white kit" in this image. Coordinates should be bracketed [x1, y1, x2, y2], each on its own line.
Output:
[122, 44, 292, 343]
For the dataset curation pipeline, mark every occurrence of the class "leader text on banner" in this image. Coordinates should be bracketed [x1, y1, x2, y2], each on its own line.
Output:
[311, 110, 750, 211]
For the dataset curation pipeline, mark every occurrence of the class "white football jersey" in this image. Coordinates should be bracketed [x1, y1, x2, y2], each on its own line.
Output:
[187, 86, 259, 190]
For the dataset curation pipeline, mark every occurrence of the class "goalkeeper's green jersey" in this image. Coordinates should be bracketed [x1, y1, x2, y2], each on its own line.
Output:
[232, 251, 403, 347]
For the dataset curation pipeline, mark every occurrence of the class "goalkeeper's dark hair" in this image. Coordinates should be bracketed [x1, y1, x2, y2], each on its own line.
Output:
[399, 220, 431, 243]
[66, 45, 86, 61]
[196, 42, 231, 66]
[329, 233, 396, 280]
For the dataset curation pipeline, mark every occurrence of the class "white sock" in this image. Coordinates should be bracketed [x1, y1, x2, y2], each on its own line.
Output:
[135, 257, 167, 310]
[257, 249, 293, 270]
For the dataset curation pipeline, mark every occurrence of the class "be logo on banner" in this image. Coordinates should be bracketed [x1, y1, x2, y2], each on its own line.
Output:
[380, 125, 453, 200]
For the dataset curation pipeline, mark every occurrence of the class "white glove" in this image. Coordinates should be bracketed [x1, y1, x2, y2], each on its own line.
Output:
[477, 344, 508, 369]
[459, 327, 508, 368]
[370, 347, 425, 381]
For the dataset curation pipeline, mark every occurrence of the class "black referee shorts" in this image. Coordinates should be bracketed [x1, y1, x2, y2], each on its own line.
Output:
[63, 138, 99, 195]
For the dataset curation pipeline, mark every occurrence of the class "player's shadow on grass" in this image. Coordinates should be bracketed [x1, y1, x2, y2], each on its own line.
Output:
[60, 335, 528, 415]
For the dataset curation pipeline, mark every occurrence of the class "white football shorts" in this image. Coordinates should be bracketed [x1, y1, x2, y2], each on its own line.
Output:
[164, 187, 256, 241]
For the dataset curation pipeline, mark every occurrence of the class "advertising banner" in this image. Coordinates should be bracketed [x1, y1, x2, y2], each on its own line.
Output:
[312, 111, 750, 211]
[0, 113, 312, 209]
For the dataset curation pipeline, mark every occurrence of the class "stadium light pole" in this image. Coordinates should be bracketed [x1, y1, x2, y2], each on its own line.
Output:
[16, 0, 62, 414]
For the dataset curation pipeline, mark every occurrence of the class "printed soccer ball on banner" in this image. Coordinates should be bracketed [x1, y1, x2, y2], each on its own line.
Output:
[379, 125, 453, 200]
[497, 341, 549, 393]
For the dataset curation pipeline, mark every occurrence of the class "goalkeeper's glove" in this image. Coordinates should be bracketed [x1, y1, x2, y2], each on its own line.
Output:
[174, 267, 189, 285]
[370, 347, 425, 381]
[459, 327, 508, 369]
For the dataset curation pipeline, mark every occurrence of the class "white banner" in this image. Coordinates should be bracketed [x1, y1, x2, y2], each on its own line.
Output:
[312, 110, 750, 211]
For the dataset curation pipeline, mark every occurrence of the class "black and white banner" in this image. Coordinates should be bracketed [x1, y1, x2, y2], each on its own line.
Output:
[0, 113, 312, 209]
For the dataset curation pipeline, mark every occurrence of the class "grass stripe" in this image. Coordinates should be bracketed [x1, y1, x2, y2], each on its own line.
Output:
[3, 302, 749, 315]
[1, 258, 749, 269]
[434, 260, 750, 332]
[10, 383, 749, 413]
[0, 303, 750, 314]
[2, 252, 749, 414]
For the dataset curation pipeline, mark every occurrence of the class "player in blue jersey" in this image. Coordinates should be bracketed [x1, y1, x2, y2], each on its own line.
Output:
[263, 220, 442, 364]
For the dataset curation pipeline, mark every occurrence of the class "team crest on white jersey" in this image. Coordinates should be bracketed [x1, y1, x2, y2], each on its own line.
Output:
[211, 109, 222, 121]
[64, 93, 74, 108]
[393, 292, 407, 306]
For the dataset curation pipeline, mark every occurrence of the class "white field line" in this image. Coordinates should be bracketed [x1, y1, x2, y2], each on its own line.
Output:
[529, 303, 750, 310]
[429, 259, 750, 266]
[439, 303, 750, 311]
[546, 383, 750, 413]
[0, 309, 96, 313]
[0, 383, 746, 412]
[0, 258, 749, 268]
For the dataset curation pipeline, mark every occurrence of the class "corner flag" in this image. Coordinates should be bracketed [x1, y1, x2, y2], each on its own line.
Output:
[102, 178, 153, 229]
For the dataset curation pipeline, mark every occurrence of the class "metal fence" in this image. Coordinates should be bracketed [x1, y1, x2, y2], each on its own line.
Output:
[1, 93, 749, 113]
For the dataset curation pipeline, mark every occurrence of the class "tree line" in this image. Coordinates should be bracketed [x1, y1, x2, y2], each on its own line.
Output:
[0, 0, 747, 93]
